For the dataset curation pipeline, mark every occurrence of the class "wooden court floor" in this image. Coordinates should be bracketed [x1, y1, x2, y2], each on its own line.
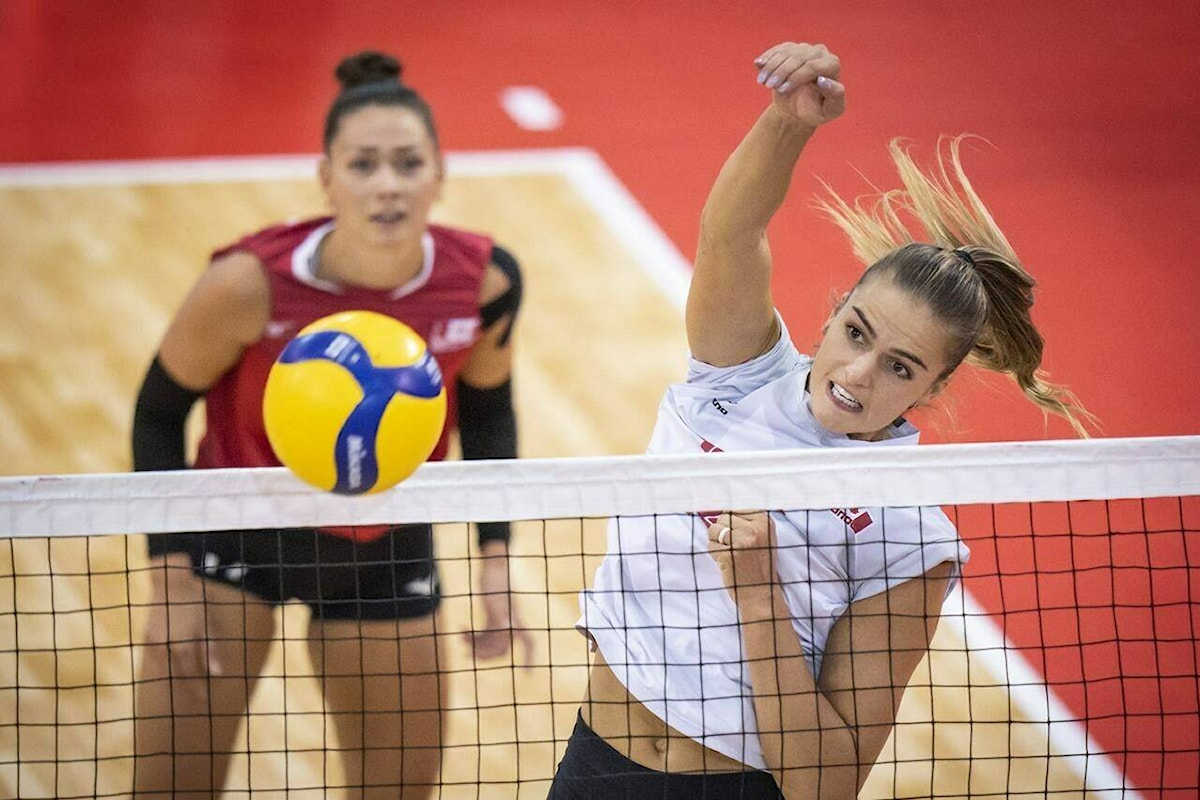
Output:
[0, 159, 1105, 798]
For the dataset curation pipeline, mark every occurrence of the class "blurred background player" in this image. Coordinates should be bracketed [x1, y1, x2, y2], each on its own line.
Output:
[553, 39, 1092, 799]
[130, 50, 530, 799]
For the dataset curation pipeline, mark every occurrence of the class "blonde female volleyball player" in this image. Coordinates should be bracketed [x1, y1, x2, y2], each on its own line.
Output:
[131, 51, 530, 799]
[550, 41, 1092, 799]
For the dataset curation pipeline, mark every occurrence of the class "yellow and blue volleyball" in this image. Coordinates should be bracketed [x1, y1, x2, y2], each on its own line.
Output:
[263, 310, 446, 495]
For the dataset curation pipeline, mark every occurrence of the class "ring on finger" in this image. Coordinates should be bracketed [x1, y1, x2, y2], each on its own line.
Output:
[717, 526, 732, 546]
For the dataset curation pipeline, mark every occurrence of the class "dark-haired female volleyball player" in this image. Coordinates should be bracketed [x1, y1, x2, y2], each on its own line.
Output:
[131, 51, 531, 799]
[550, 40, 1092, 799]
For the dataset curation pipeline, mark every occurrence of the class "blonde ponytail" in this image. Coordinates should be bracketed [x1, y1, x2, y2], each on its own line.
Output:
[816, 137, 1096, 437]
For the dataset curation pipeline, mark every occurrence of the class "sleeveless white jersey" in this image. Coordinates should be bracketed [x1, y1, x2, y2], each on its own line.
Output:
[579, 317, 970, 769]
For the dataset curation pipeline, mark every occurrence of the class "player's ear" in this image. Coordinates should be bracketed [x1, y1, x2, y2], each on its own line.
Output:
[318, 158, 336, 211]
[916, 375, 949, 407]
[821, 291, 850, 336]
[318, 157, 332, 191]
[433, 153, 446, 201]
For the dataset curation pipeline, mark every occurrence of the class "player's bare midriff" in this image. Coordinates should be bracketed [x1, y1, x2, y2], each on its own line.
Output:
[581, 649, 753, 775]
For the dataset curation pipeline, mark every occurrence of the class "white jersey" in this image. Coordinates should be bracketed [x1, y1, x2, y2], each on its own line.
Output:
[579, 316, 970, 769]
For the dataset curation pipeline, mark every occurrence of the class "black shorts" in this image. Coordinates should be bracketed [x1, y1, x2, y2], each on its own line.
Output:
[146, 525, 440, 621]
[547, 713, 783, 799]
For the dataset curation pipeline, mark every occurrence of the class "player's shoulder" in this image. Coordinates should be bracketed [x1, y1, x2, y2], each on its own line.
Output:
[862, 503, 958, 544]
[426, 223, 519, 305]
[214, 217, 331, 264]
[203, 249, 269, 312]
[428, 222, 491, 249]
[682, 335, 808, 401]
[428, 222, 495, 266]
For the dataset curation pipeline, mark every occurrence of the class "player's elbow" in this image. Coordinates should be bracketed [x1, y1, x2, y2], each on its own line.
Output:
[769, 729, 861, 799]
[776, 764, 858, 800]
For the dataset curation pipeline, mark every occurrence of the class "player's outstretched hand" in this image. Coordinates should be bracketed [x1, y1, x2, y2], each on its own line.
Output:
[754, 41, 845, 128]
[145, 554, 226, 678]
[462, 550, 535, 668]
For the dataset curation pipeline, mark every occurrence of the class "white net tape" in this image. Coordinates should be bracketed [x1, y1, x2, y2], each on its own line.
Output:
[3, 436, 1198, 537]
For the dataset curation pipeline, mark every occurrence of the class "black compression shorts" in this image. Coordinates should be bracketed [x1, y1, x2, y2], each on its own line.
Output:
[547, 713, 783, 799]
[146, 525, 440, 621]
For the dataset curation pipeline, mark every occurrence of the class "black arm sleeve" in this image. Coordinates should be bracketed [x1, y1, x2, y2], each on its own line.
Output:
[479, 245, 523, 346]
[460, 244, 522, 547]
[457, 378, 517, 548]
[133, 355, 200, 471]
[132, 355, 202, 555]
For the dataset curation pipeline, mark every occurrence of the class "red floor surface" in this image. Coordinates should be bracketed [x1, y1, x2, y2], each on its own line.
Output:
[3, 1, 1199, 795]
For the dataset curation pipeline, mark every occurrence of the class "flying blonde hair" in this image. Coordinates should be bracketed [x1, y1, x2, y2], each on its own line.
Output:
[816, 137, 1096, 437]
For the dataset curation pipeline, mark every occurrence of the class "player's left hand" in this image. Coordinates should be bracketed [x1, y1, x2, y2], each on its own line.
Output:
[707, 511, 779, 604]
[462, 549, 534, 667]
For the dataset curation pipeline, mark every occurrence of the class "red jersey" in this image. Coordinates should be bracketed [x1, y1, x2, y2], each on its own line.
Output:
[195, 216, 492, 496]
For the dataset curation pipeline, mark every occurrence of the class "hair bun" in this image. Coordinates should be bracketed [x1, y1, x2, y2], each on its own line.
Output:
[335, 51, 403, 91]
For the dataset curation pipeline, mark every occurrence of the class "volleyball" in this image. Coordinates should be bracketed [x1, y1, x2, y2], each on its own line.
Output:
[263, 310, 446, 495]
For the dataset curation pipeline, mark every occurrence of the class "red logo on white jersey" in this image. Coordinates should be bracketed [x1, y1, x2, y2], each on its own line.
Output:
[698, 438, 725, 524]
[699, 439, 874, 533]
[831, 507, 874, 533]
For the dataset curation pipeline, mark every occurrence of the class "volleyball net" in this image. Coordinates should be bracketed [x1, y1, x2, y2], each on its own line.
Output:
[1, 436, 1197, 799]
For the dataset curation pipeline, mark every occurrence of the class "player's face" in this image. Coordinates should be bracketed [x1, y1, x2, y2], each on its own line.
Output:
[808, 277, 952, 441]
[321, 105, 443, 248]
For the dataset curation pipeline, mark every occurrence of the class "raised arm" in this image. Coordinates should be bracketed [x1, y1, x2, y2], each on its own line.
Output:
[687, 42, 845, 367]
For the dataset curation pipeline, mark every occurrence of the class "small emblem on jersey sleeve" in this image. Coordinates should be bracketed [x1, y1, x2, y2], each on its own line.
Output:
[429, 317, 481, 353]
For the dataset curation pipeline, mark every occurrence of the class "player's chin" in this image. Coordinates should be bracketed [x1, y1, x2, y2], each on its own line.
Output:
[368, 226, 417, 250]
[812, 395, 859, 433]
[813, 398, 887, 440]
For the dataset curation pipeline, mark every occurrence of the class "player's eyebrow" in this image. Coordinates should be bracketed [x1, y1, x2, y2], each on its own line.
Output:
[852, 306, 928, 370]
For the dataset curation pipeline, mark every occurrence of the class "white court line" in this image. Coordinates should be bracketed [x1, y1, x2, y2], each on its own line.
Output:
[0, 147, 1140, 798]
[0, 148, 583, 186]
[0, 148, 696, 308]
[943, 588, 1140, 799]
[0, 154, 322, 186]
[0, 148, 602, 185]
